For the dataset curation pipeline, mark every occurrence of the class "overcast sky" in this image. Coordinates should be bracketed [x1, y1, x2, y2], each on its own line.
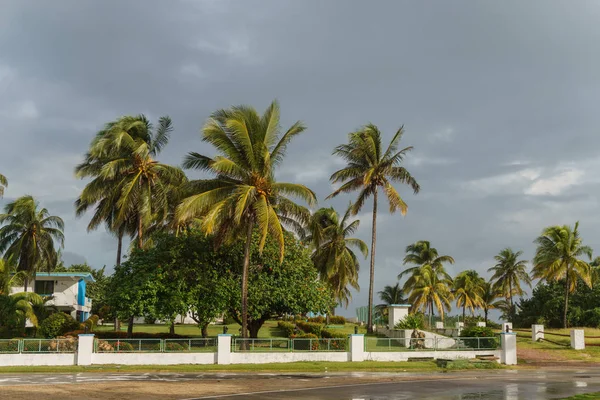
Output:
[1, 0, 600, 317]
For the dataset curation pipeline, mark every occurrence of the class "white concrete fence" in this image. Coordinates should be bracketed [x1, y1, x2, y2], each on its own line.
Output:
[0, 332, 517, 367]
[529, 325, 589, 350]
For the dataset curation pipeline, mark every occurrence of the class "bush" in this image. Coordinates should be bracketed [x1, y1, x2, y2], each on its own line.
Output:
[277, 321, 296, 337]
[459, 326, 498, 349]
[308, 316, 325, 324]
[39, 313, 81, 338]
[582, 308, 600, 328]
[329, 316, 346, 325]
[290, 333, 319, 350]
[164, 342, 184, 352]
[394, 313, 425, 330]
[63, 330, 188, 339]
[81, 315, 100, 332]
[296, 321, 323, 336]
[115, 341, 134, 352]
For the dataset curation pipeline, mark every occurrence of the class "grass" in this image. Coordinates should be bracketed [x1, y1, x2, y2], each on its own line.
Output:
[558, 394, 600, 400]
[510, 327, 600, 363]
[0, 360, 447, 374]
[94, 321, 368, 338]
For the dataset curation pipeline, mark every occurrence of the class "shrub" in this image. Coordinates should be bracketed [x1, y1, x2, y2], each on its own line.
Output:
[39, 313, 81, 338]
[329, 316, 346, 325]
[290, 333, 319, 350]
[394, 313, 425, 330]
[277, 321, 296, 337]
[296, 321, 323, 336]
[582, 308, 600, 328]
[0, 340, 19, 353]
[164, 342, 184, 352]
[459, 326, 498, 349]
[115, 341, 134, 352]
[308, 316, 325, 324]
[81, 315, 100, 332]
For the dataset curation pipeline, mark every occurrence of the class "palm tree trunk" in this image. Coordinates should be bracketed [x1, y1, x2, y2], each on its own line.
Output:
[564, 273, 570, 329]
[462, 304, 466, 320]
[116, 232, 123, 266]
[367, 191, 378, 334]
[137, 214, 143, 249]
[484, 308, 488, 324]
[509, 281, 514, 323]
[23, 277, 28, 292]
[241, 221, 254, 341]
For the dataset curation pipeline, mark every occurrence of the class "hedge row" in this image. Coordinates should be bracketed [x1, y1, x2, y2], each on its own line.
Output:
[306, 316, 346, 325]
[277, 321, 296, 337]
[64, 330, 189, 339]
[296, 321, 323, 336]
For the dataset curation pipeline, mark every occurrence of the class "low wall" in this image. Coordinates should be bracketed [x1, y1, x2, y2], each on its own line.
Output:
[0, 353, 76, 366]
[230, 352, 349, 364]
[366, 350, 501, 362]
[91, 352, 216, 365]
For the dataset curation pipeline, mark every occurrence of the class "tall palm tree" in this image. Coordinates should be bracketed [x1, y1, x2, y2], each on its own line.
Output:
[306, 205, 367, 308]
[0, 291, 43, 334]
[375, 283, 407, 322]
[453, 270, 485, 319]
[590, 256, 600, 288]
[480, 281, 503, 324]
[328, 124, 420, 332]
[533, 222, 593, 328]
[0, 196, 64, 291]
[76, 115, 185, 251]
[407, 264, 453, 322]
[399, 241, 455, 293]
[177, 101, 316, 339]
[488, 248, 531, 322]
[0, 173, 7, 198]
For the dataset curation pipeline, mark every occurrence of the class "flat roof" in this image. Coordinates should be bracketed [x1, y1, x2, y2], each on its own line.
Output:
[35, 272, 95, 283]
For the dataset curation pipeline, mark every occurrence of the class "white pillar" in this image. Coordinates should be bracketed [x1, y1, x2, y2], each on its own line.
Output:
[532, 324, 544, 342]
[502, 322, 513, 332]
[500, 333, 517, 365]
[217, 334, 232, 364]
[455, 322, 464, 335]
[435, 321, 444, 329]
[477, 322, 486, 327]
[570, 329, 585, 350]
[77, 334, 95, 366]
[349, 334, 364, 362]
[387, 304, 410, 328]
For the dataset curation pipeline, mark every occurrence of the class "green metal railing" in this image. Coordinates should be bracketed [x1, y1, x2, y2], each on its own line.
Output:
[94, 339, 162, 353]
[21, 338, 78, 353]
[365, 336, 500, 352]
[0, 339, 21, 354]
[163, 338, 216, 352]
[233, 338, 291, 352]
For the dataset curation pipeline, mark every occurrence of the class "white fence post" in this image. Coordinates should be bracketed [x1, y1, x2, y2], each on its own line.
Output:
[570, 329, 585, 350]
[500, 332, 517, 365]
[532, 324, 544, 342]
[435, 321, 444, 329]
[349, 334, 364, 362]
[77, 334, 95, 366]
[217, 334, 232, 364]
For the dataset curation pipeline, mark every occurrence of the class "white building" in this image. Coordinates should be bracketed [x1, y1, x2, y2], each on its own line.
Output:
[11, 272, 94, 322]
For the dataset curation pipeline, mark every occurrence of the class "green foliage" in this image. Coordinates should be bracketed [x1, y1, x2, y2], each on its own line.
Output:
[82, 315, 99, 331]
[39, 313, 80, 338]
[329, 316, 346, 325]
[296, 321, 323, 336]
[394, 313, 425, 330]
[460, 326, 498, 349]
[463, 315, 501, 330]
[307, 316, 325, 323]
[164, 342, 184, 352]
[277, 321, 296, 337]
[115, 341, 134, 352]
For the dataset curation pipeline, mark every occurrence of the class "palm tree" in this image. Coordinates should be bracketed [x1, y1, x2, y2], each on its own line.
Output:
[532, 222, 593, 328]
[0, 173, 7, 197]
[0, 291, 43, 334]
[488, 248, 532, 322]
[480, 282, 503, 324]
[399, 241, 455, 294]
[177, 101, 316, 339]
[591, 256, 600, 288]
[328, 124, 420, 332]
[306, 205, 367, 308]
[75, 115, 185, 251]
[453, 270, 485, 319]
[407, 265, 453, 322]
[0, 196, 64, 291]
[375, 283, 407, 322]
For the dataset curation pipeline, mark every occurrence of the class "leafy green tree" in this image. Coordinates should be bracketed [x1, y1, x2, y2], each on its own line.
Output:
[0, 173, 7, 198]
[532, 222, 593, 328]
[480, 282, 503, 324]
[328, 124, 419, 332]
[591, 256, 600, 288]
[177, 101, 316, 339]
[399, 241, 454, 294]
[407, 265, 453, 323]
[0, 290, 43, 336]
[453, 270, 485, 319]
[0, 196, 64, 291]
[76, 115, 185, 251]
[227, 230, 336, 337]
[306, 205, 367, 308]
[488, 248, 531, 322]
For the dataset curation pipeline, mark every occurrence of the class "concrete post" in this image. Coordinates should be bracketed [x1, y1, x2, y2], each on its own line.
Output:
[570, 329, 585, 350]
[435, 321, 444, 329]
[532, 324, 544, 342]
[387, 304, 411, 329]
[502, 322, 513, 332]
[349, 334, 365, 361]
[500, 333, 517, 365]
[455, 322, 464, 336]
[477, 322, 486, 327]
[217, 334, 232, 364]
[77, 334, 95, 366]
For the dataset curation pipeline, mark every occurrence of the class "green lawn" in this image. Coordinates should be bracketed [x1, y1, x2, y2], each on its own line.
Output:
[0, 360, 442, 374]
[94, 321, 368, 338]
[558, 393, 600, 400]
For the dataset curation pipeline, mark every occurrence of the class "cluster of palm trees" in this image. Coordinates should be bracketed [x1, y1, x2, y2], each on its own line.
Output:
[69, 101, 420, 338]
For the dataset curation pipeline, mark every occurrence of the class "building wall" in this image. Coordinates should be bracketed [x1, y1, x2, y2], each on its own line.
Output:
[230, 352, 349, 364]
[0, 353, 76, 366]
[366, 350, 501, 362]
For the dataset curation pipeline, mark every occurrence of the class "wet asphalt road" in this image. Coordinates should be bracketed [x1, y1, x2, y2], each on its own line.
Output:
[1, 368, 599, 399]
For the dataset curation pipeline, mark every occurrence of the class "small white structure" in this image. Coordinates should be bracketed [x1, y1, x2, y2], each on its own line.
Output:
[455, 322, 464, 329]
[435, 321, 444, 329]
[500, 333, 517, 365]
[532, 324, 544, 342]
[570, 329, 585, 350]
[217, 334, 232, 364]
[477, 322, 486, 327]
[349, 334, 364, 361]
[387, 304, 410, 328]
[502, 322, 513, 332]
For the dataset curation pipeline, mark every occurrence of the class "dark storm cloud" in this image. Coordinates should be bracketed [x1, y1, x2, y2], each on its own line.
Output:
[1, 0, 600, 316]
